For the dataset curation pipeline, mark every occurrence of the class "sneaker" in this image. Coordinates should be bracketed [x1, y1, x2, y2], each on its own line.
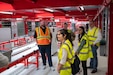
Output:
[78, 69, 82, 74]
[91, 69, 97, 73]
[42, 65, 46, 70]
[50, 67, 55, 71]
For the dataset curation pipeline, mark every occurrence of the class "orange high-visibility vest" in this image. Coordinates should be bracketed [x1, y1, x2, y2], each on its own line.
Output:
[35, 27, 51, 45]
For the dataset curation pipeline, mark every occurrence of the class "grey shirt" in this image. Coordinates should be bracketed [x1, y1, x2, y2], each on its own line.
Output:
[77, 39, 86, 53]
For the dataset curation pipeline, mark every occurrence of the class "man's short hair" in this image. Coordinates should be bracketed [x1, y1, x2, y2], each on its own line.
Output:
[64, 22, 68, 26]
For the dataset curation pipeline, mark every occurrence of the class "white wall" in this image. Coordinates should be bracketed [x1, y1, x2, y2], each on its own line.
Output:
[0, 28, 11, 49]
[0, 28, 11, 42]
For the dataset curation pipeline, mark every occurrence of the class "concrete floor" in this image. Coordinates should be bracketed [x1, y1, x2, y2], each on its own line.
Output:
[0, 53, 107, 75]
[0, 40, 108, 75]
[30, 54, 108, 75]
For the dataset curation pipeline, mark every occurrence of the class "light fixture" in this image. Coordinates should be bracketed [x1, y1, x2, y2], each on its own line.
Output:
[0, 11, 13, 14]
[79, 6, 84, 11]
[65, 14, 69, 16]
[55, 19, 60, 22]
[44, 8, 54, 12]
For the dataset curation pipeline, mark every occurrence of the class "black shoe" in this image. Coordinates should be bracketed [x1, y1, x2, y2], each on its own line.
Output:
[91, 69, 97, 73]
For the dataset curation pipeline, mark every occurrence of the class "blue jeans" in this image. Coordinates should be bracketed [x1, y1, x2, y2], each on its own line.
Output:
[38, 44, 53, 67]
[90, 45, 98, 70]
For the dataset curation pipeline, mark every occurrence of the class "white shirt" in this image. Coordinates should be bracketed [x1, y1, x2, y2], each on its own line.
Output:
[93, 29, 102, 45]
[60, 49, 67, 65]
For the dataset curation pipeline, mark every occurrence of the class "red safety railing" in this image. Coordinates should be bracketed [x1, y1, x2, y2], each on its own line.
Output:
[22, 52, 39, 68]
[0, 36, 40, 73]
[0, 36, 34, 50]
[0, 41, 10, 50]
[10, 39, 19, 47]
[18, 38, 26, 46]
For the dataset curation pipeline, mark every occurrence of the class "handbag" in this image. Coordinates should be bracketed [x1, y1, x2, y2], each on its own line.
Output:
[71, 55, 80, 74]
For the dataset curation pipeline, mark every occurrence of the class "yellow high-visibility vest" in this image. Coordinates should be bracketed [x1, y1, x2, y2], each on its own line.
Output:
[58, 39, 75, 70]
[35, 27, 51, 45]
[87, 27, 100, 46]
[78, 34, 93, 61]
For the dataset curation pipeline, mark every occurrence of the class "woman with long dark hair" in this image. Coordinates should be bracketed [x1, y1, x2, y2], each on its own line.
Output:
[56, 29, 75, 75]
[76, 26, 93, 75]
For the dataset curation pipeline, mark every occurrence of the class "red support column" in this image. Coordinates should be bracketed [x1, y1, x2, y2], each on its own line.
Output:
[99, 14, 102, 29]
[24, 20, 28, 34]
[0, 24, 2, 28]
[108, 2, 113, 75]
[25, 59, 28, 67]
[36, 51, 39, 68]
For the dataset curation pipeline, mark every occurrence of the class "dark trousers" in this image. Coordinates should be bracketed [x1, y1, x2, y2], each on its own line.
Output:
[81, 61, 87, 75]
[90, 45, 98, 70]
[38, 44, 53, 67]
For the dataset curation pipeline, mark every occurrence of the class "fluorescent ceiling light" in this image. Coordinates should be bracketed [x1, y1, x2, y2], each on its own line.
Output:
[44, 8, 54, 12]
[79, 6, 84, 11]
[55, 19, 60, 22]
[0, 11, 13, 14]
[16, 18, 23, 20]
[65, 14, 69, 16]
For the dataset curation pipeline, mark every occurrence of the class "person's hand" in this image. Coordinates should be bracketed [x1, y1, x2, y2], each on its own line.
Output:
[92, 44, 96, 46]
[57, 63, 62, 73]
[57, 65, 61, 73]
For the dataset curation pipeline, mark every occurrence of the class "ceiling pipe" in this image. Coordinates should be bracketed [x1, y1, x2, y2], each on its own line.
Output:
[93, 5, 105, 20]
[0, 11, 13, 15]
[44, 8, 54, 12]
[93, 0, 111, 20]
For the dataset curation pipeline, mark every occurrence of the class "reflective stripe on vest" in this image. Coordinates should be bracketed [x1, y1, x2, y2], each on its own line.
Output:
[35, 27, 50, 45]
[79, 50, 91, 54]
[61, 66, 71, 70]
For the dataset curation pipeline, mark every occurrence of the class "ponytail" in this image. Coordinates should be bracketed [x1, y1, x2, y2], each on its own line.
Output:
[58, 29, 75, 46]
